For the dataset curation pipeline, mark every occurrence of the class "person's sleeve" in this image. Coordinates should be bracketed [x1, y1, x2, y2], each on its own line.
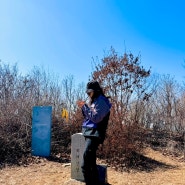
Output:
[81, 98, 110, 123]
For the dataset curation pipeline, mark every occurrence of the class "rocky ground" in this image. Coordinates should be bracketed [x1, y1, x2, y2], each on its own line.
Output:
[1, 148, 185, 185]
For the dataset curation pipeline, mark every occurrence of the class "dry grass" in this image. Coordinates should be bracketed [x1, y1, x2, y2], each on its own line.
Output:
[0, 148, 185, 185]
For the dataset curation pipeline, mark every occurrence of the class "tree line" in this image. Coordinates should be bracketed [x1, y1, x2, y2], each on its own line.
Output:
[0, 48, 184, 170]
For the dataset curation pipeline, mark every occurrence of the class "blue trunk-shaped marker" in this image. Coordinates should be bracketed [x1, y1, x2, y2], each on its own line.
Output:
[31, 106, 52, 157]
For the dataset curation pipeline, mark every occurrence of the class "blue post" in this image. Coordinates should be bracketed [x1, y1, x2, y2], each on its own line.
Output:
[31, 106, 52, 157]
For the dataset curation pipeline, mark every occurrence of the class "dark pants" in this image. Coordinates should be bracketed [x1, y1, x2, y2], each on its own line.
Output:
[81, 137, 100, 185]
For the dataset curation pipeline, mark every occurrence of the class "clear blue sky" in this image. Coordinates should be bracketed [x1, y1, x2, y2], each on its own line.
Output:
[0, 0, 185, 84]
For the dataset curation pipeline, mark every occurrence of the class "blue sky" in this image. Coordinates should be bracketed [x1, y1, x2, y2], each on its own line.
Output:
[0, 0, 185, 84]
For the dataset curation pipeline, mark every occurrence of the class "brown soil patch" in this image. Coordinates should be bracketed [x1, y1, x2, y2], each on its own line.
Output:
[1, 148, 185, 185]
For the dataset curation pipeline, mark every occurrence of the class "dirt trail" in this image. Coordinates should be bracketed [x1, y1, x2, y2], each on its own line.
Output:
[1, 148, 185, 185]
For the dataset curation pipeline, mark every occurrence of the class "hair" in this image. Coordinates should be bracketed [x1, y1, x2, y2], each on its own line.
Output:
[90, 86, 105, 104]
[86, 80, 110, 104]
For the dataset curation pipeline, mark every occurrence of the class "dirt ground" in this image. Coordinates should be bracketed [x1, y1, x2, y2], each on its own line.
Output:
[1, 148, 185, 185]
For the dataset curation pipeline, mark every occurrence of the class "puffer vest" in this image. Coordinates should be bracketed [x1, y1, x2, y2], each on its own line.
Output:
[82, 111, 110, 144]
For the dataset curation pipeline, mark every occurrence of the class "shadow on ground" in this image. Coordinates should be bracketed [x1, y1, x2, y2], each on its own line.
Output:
[125, 152, 176, 172]
[47, 155, 70, 163]
[0, 152, 176, 175]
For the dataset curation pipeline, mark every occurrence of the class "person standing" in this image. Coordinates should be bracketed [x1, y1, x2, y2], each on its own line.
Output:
[77, 81, 111, 185]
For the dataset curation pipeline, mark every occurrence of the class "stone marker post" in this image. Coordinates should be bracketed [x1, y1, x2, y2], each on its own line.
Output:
[71, 133, 107, 184]
[71, 133, 85, 181]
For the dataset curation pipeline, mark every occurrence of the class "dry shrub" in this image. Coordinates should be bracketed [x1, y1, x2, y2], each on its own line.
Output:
[51, 109, 84, 159]
[98, 120, 145, 171]
[0, 108, 32, 165]
[145, 129, 184, 157]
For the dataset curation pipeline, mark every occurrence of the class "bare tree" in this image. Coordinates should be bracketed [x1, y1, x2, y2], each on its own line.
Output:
[149, 75, 183, 133]
[89, 48, 151, 167]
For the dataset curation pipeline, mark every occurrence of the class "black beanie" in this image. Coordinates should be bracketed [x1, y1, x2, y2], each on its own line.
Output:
[86, 81, 101, 93]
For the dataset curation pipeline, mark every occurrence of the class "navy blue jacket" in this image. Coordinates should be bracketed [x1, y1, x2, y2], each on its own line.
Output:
[81, 95, 111, 143]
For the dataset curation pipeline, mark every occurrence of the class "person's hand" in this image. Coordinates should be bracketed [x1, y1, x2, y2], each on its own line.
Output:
[76, 100, 85, 108]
